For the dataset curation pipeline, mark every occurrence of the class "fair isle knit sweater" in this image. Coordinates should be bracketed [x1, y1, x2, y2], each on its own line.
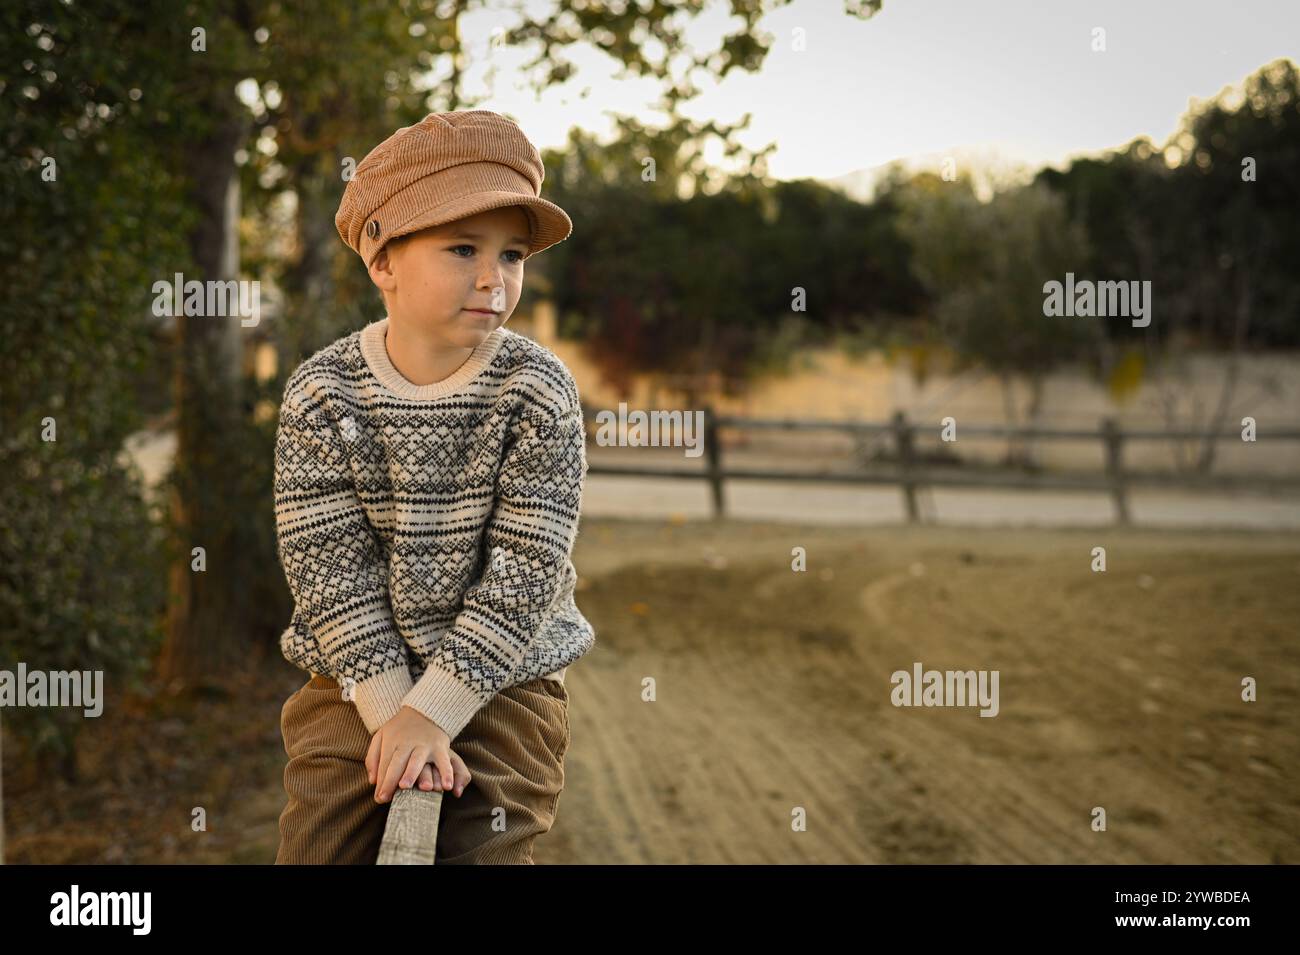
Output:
[274, 316, 595, 741]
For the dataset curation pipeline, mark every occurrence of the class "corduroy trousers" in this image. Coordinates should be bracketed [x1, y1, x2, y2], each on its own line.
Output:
[275, 672, 569, 864]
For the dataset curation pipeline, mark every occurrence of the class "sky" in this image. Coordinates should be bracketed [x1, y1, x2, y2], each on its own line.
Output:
[451, 0, 1299, 187]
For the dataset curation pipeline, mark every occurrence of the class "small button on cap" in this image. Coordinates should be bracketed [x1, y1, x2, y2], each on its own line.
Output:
[366, 220, 380, 239]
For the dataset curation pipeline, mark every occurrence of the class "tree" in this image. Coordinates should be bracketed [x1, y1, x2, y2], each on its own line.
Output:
[1171, 58, 1300, 471]
[895, 173, 1096, 466]
[1, 1, 181, 773]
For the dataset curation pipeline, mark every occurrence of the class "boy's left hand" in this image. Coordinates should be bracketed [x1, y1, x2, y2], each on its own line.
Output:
[366, 707, 472, 804]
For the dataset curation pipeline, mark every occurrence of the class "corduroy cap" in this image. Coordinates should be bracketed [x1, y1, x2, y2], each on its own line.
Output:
[336, 110, 572, 269]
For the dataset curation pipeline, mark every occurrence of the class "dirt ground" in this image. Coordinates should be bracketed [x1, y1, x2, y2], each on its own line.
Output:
[547, 518, 1299, 864]
[5, 517, 1298, 864]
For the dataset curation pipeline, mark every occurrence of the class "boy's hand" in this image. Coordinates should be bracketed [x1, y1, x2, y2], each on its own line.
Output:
[365, 706, 471, 804]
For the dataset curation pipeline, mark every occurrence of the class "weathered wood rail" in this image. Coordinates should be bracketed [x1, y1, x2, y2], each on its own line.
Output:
[583, 407, 1300, 525]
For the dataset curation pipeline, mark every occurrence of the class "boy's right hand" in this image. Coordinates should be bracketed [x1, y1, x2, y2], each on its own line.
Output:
[365, 706, 472, 804]
[412, 752, 471, 796]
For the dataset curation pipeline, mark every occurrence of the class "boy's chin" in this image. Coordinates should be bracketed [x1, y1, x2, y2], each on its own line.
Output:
[457, 312, 505, 334]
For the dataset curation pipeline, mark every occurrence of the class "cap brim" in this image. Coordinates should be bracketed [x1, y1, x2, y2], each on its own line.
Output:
[365, 188, 573, 268]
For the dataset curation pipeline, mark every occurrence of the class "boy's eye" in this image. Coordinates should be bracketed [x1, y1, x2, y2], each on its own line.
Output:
[450, 244, 525, 264]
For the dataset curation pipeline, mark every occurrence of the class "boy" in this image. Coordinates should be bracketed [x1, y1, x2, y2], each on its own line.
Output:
[273, 110, 595, 864]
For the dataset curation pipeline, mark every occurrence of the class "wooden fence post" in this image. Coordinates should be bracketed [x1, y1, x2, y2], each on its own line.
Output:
[892, 411, 920, 524]
[703, 404, 725, 520]
[376, 788, 443, 864]
[1102, 417, 1130, 525]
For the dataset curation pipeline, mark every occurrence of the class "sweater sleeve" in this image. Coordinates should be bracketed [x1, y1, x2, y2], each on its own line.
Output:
[399, 402, 587, 741]
[274, 376, 415, 734]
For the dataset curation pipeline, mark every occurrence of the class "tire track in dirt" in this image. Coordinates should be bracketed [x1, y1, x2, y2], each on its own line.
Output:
[855, 565, 1086, 861]
[889, 563, 1197, 862]
[873, 573, 1131, 861]
[946, 557, 1267, 863]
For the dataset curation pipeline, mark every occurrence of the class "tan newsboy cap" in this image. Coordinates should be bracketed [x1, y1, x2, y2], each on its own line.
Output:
[335, 110, 572, 269]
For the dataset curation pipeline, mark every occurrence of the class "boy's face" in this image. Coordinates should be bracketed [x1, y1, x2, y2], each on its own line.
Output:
[368, 205, 532, 348]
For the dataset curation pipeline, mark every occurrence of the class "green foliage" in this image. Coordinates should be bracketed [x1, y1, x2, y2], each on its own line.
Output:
[541, 124, 924, 396]
[1175, 57, 1300, 347]
[1037, 57, 1300, 349]
[0, 1, 199, 769]
[0, 442, 167, 777]
[894, 175, 1098, 379]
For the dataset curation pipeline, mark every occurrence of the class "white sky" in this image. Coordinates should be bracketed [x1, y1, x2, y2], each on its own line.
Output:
[452, 0, 1298, 182]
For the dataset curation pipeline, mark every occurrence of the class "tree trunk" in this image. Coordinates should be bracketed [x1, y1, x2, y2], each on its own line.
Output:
[280, 150, 343, 369]
[999, 372, 1023, 467]
[1194, 256, 1252, 474]
[1022, 374, 1046, 470]
[159, 112, 249, 691]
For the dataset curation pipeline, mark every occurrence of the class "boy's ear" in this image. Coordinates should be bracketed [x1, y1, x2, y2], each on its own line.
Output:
[368, 243, 399, 298]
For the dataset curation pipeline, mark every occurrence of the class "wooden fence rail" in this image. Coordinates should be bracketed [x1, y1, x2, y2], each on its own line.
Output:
[582, 408, 1300, 525]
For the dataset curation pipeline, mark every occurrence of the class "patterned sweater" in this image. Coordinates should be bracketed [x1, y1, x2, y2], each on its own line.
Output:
[274, 317, 595, 741]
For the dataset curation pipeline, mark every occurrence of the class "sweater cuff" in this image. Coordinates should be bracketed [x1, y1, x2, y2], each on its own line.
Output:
[400, 666, 485, 742]
[353, 666, 416, 734]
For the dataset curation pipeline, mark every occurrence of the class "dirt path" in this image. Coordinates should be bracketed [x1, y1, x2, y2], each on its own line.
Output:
[542, 520, 1300, 863]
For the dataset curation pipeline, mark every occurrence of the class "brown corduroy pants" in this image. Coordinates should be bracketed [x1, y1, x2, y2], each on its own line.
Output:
[275, 673, 569, 864]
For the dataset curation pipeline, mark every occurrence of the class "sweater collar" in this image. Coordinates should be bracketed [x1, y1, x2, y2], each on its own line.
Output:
[360, 317, 507, 400]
